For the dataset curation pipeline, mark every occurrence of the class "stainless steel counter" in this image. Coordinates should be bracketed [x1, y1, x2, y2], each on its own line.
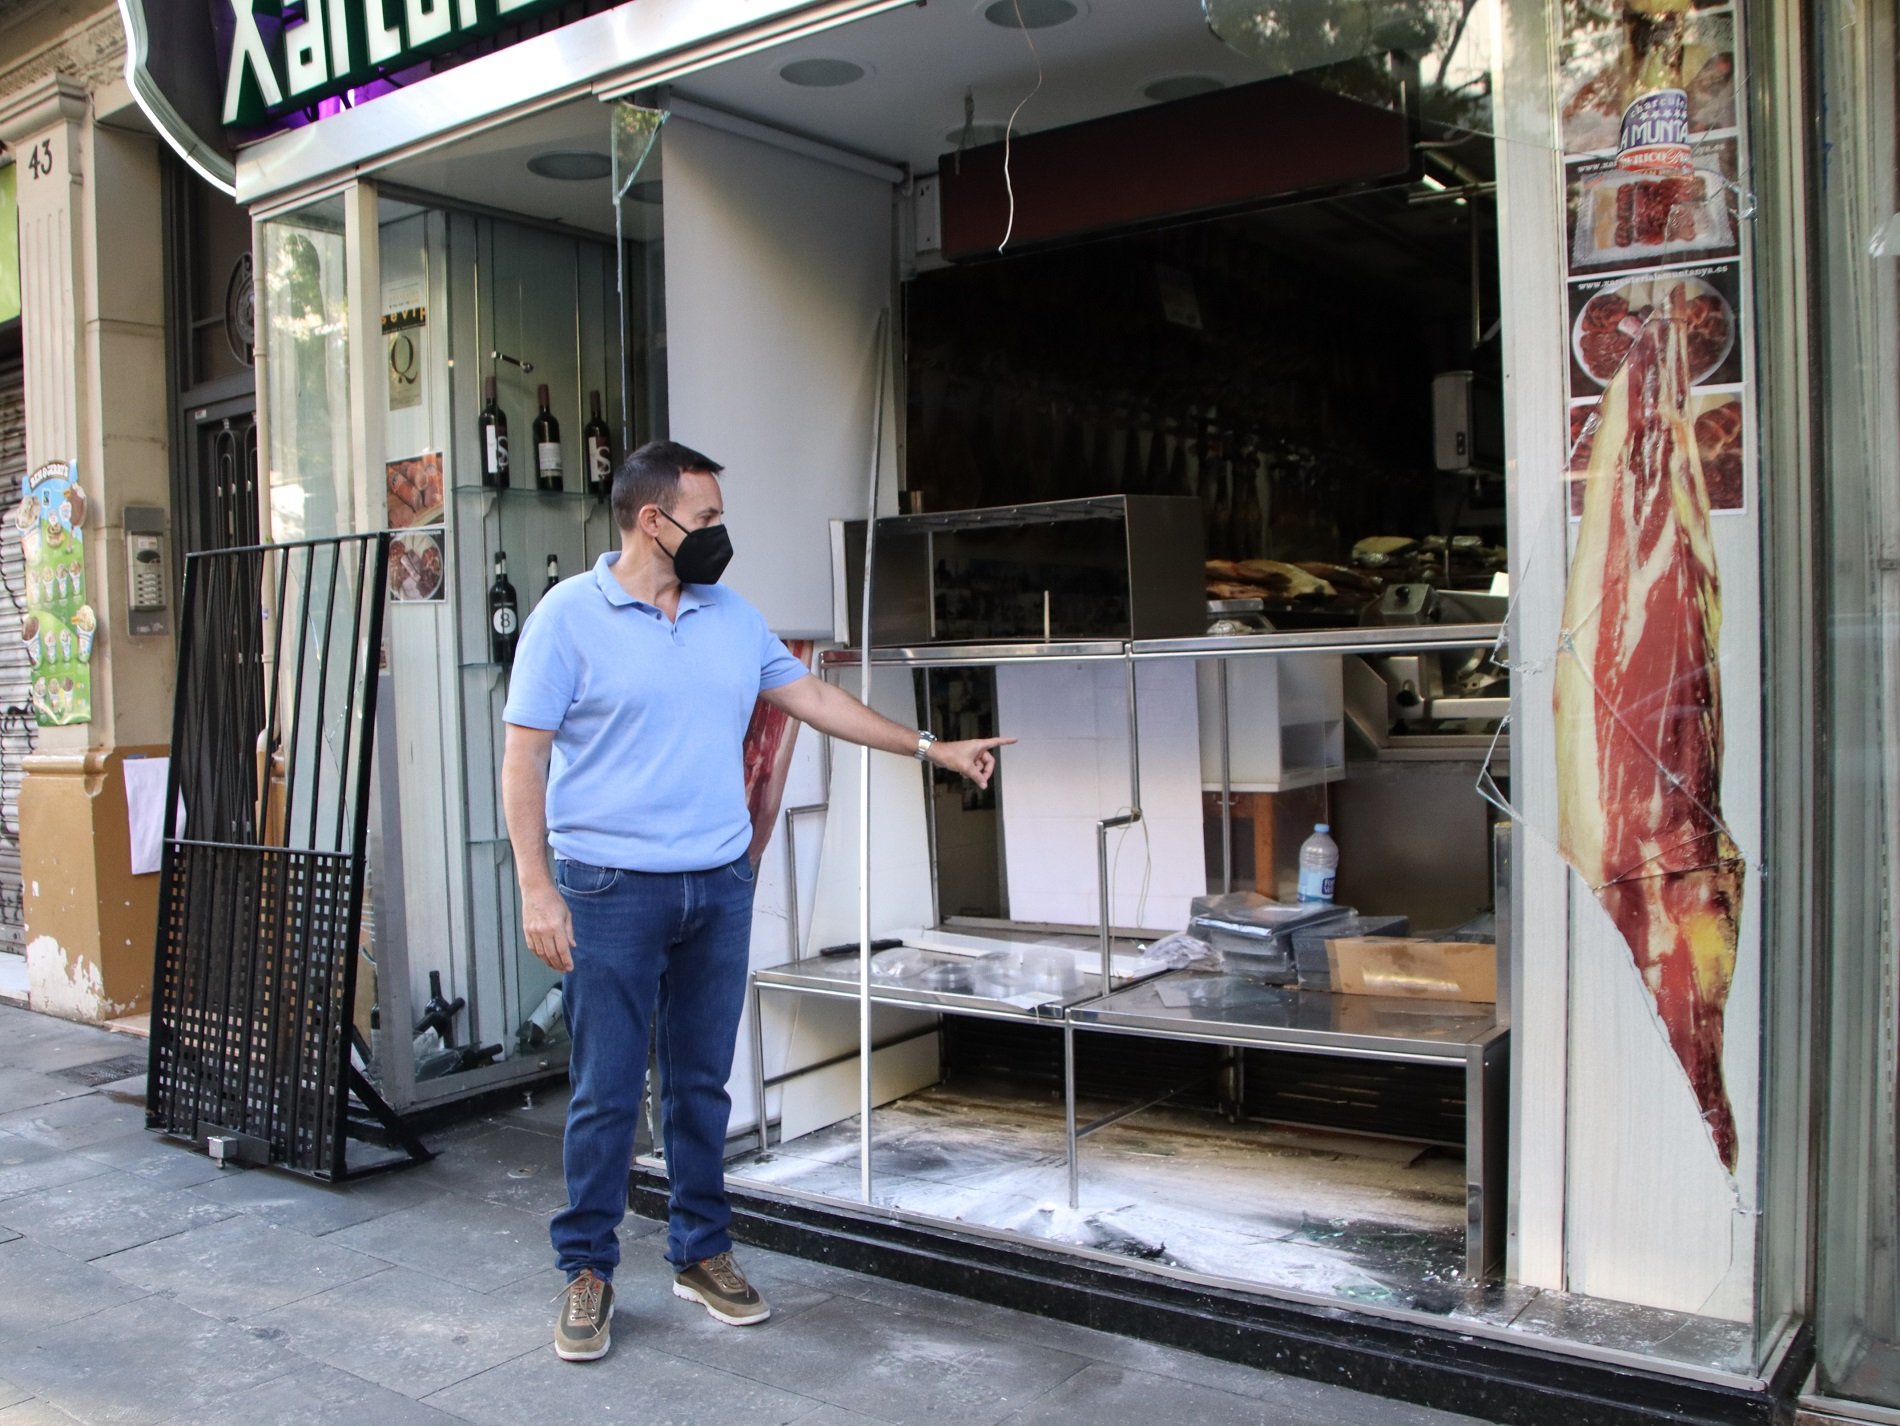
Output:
[1067, 970, 1507, 1278]
[754, 942, 1133, 1021]
[752, 946, 1507, 1279]
[1071, 973, 1497, 1061]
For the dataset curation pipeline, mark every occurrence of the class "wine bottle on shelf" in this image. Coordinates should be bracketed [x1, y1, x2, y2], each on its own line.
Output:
[583, 391, 613, 498]
[489, 551, 519, 666]
[533, 384, 563, 493]
[479, 375, 509, 489]
[544, 554, 559, 598]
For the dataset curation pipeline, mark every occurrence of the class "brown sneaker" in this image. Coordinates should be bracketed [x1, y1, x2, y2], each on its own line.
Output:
[672, 1251, 771, 1325]
[555, 1269, 613, 1360]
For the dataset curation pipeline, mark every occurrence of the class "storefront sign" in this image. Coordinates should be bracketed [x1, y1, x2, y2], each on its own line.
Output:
[220, 0, 570, 127]
[118, 0, 607, 193]
[13, 461, 94, 727]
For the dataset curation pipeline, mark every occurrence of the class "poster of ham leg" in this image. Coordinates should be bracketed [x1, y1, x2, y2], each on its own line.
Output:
[1553, 0, 1759, 1184]
[1555, 296, 1745, 1171]
[744, 639, 816, 866]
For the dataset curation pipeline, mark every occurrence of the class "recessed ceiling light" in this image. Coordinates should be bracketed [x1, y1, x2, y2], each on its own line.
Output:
[779, 57, 868, 87]
[527, 151, 612, 181]
[944, 123, 1012, 148]
[983, 0, 1080, 28]
[1142, 75, 1227, 104]
[628, 180, 663, 205]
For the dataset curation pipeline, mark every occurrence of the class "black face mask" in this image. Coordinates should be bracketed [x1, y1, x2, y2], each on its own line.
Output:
[657, 509, 734, 585]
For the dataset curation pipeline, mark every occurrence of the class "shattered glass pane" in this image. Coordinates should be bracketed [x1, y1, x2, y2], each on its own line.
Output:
[1204, 0, 1497, 138]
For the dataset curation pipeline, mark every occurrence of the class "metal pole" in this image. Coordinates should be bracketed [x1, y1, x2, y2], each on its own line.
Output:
[858, 310, 890, 1204]
[1096, 811, 1141, 988]
[751, 978, 769, 1155]
[1065, 1021, 1079, 1210]
[1123, 652, 1142, 810]
[1217, 659, 1232, 894]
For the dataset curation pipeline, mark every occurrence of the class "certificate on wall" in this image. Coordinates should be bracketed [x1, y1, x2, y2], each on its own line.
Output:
[382, 280, 426, 412]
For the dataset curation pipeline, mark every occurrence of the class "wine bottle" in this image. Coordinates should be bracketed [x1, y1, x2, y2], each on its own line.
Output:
[479, 375, 509, 489]
[583, 391, 613, 498]
[533, 384, 563, 493]
[489, 551, 519, 666]
[544, 553, 559, 598]
[414, 969, 465, 1046]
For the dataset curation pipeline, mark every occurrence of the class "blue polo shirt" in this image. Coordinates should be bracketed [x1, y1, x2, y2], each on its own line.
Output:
[503, 553, 809, 872]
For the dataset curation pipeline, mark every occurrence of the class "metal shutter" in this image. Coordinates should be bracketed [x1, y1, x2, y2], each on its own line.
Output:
[0, 352, 34, 949]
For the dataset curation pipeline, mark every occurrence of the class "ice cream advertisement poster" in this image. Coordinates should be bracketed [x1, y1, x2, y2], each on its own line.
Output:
[14, 459, 94, 727]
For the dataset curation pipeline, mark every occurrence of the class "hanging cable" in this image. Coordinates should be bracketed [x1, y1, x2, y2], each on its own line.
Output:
[997, 0, 1046, 253]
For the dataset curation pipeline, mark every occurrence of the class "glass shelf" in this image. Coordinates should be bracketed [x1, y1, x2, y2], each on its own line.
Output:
[815, 624, 1508, 671]
[453, 484, 610, 505]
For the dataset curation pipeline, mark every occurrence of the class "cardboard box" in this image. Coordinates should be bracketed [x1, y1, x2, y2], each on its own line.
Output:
[1325, 937, 1497, 1003]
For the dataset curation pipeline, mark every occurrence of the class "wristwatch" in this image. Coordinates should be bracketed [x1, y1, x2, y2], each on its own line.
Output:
[913, 730, 938, 762]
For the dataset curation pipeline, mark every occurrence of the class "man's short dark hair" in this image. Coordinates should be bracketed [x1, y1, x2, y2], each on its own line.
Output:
[611, 440, 724, 531]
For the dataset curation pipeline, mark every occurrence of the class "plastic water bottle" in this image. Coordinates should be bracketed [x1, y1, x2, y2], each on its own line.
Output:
[1297, 823, 1339, 904]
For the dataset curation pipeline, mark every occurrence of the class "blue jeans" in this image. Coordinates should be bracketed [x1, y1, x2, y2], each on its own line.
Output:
[548, 854, 756, 1279]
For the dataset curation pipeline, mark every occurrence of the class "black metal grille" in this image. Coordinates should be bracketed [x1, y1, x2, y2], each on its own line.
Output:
[147, 533, 426, 1179]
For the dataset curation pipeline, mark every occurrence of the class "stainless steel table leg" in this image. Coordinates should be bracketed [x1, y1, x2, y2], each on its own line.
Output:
[1065, 1020, 1079, 1210]
[751, 975, 769, 1156]
[1465, 1030, 1509, 1278]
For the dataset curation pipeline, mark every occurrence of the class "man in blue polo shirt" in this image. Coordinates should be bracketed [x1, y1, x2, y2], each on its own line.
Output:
[501, 439, 1009, 1363]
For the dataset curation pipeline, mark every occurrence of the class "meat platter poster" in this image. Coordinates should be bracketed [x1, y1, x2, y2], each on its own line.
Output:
[385, 452, 446, 604]
[1558, 0, 1751, 520]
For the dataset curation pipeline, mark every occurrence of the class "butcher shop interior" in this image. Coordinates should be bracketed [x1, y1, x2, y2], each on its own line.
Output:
[728, 109, 1531, 1338]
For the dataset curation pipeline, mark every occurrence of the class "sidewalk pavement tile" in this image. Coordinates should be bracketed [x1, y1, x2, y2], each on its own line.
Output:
[0, 1091, 144, 1151]
[419, 1123, 569, 1215]
[76, 1129, 231, 1190]
[0, 1399, 82, 1424]
[422, 1336, 824, 1426]
[748, 1259, 1415, 1415]
[784, 1410, 897, 1426]
[188, 1161, 433, 1236]
[0, 1227, 15, 1245]
[325, 1196, 552, 1292]
[645, 1290, 1092, 1426]
[253, 1263, 547, 1398]
[0, 1070, 93, 1115]
[96, 1216, 391, 1319]
[0, 1169, 235, 1260]
[0, 1239, 151, 1337]
[152, 1363, 470, 1426]
[996, 1362, 1267, 1426]
[0, 1014, 126, 1074]
[4, 1294, 307, 1426]
[0, 1377, 26, 1410]
[0, 1135, 115, 1202]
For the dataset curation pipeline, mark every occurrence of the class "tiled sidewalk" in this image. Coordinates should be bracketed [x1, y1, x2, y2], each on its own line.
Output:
[0, 1004, 1491, 1426]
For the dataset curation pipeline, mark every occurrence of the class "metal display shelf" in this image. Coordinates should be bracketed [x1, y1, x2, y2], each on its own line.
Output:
[785, 614, 1509, 1278]
[753, 942, 1126, 1022]
[816, 622, 1505, 671]
[1129, 622, 1506, 660]
[1068, 971, 1507, 1276]
[818, 639, 1128, 670]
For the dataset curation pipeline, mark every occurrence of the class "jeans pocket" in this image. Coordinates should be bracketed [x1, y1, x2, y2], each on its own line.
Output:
[556, 859, 621, 897]
[726, 855, 757, 885]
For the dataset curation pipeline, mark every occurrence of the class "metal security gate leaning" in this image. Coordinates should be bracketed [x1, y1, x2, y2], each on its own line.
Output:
[146, 531, 428, 1178]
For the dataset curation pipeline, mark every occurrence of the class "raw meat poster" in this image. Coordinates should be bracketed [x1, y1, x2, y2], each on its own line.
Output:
[1552, 0, 1758, 1175]
[385, 453, 446, 604]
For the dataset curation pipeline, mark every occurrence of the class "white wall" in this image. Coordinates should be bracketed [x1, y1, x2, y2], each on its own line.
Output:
[661, 117, 898, 637]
